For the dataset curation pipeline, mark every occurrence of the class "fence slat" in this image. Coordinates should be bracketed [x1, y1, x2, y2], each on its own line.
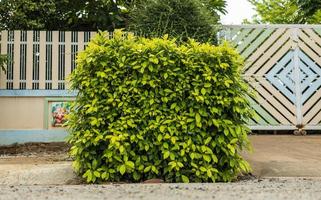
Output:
[65, 31, 71, 89]
[78, 32, 84, 52]
[0, 31, 7, 89]
[13, 31, 20, 89]
[26, 31, 33, 89]
[39, 31, 46, 89]
[244, 28, 287, 72]
[51, 31, 59, 89]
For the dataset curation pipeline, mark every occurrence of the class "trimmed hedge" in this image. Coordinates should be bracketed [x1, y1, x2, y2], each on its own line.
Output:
[67, 30, 253, 183]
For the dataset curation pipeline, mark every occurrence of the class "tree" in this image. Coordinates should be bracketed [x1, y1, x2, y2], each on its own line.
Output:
[248, 0, 321, 24]
[0, 0, 131, 31]
[128, 0, 226, 44]
[298, 0, 321, 16]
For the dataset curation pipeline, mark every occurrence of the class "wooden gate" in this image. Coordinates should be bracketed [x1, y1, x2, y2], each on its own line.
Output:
[220, 25, 321, 131]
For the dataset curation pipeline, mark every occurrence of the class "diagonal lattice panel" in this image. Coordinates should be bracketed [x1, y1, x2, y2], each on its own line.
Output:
[222, 26, 297, 127]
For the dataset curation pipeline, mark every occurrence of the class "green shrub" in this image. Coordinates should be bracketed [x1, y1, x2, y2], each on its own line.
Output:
[128, 0, 221, 44]
[67, 30, 253, 183]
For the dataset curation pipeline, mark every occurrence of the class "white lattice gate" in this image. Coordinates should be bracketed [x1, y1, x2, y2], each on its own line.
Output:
[220, 25, 321, 132]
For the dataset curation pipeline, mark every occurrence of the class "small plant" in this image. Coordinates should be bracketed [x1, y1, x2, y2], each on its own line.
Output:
[67, 30, 254, 183]
[0, 54, 7, 72]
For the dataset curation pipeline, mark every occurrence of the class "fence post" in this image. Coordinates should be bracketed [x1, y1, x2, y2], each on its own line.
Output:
[292, 28, 302, 127]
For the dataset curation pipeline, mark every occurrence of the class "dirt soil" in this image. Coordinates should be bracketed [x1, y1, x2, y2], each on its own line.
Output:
[0, 142, 69, 156]
[0, 135, 321, 186]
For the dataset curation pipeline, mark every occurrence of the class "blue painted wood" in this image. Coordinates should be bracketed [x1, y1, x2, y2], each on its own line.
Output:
[0, 130, 68, 145]
[298, 50, 321, 103]
[266, 51, 296, 103]
[299, 60, 318, 92]
[0, 90, 78, 97]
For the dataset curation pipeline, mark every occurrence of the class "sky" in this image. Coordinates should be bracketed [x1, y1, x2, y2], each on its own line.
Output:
[220, 0, 257, 24]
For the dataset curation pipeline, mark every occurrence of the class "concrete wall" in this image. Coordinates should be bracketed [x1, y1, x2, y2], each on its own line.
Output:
[0, 94, 75, 145]
[0, 97, 44, 130]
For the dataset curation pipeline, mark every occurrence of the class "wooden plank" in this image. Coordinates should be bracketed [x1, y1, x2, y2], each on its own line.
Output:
[248, 83, 291, 124]
[39, 31, 46, 89]
[302, 28, 321, 47]
[51, 31, 59, 89]
[241, 28, 275, 59]
[309, 108, 321, 125]
[298, 30, 321, 57]
[301, 78, 321, 103]
[26, 31, 33, 89]
[255, 40, 292, 75]
[298, 41, 321, 67]
[65, 31, 72, 89]
[247, 118, 258, 125]
[248, 97, 279, 125]
[260, 78, 296, 112]
[91, 31, 97, 40]
[0, 31, 7, 89]
[237, 28, 263, 53]
[298, 51, 321, 103]
[303, 88, 321, 113]
[298, 56, 319, 91]
[229, 28, 242, 40]
[303, 96, 321, 124]
[13, 31, 20, 89]
[251, 79, 296, 124]
[244, 28, 288, 73]
[78, 32, 84, 52]
[232, 28, 253, 47]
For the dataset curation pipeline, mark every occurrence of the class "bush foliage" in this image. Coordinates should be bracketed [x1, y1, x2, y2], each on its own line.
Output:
[68, 30, 253, 183]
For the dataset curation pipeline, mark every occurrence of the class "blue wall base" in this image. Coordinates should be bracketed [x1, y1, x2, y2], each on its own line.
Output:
[0, 130, 68, 146]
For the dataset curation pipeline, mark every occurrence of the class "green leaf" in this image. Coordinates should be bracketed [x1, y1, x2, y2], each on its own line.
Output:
[201, 88, 206, 95]
[200, 167, 207, 172]
[94, 171, 100, 178]
[195, 113, 201, 127]
[164, 151, 170, 159]
[181, 175, 189, 183]
[133, 172, 141, 180]
[164, 73, 168, 79]
[203, 154, 211, 162]
[119, 165, 126, 175]
[157, 134, 163, 142]
[160, 125, 166, 133]
[125, 161, 135, 168]
[144, 166, 151, 173]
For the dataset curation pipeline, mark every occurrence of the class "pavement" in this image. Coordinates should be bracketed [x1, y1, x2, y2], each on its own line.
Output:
[1, 178, 321, 200]
[0, 135, 321, 199]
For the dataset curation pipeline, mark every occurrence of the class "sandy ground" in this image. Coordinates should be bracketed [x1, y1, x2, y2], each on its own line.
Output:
[1, 178, 321, 200]
[243, 135, 321, 177]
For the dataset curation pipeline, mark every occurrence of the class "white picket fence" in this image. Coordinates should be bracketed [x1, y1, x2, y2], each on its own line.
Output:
[0, 31, 97, 90]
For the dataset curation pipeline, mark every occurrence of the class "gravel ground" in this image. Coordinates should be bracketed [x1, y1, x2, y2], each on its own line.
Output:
[1, 178, 321, 200]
